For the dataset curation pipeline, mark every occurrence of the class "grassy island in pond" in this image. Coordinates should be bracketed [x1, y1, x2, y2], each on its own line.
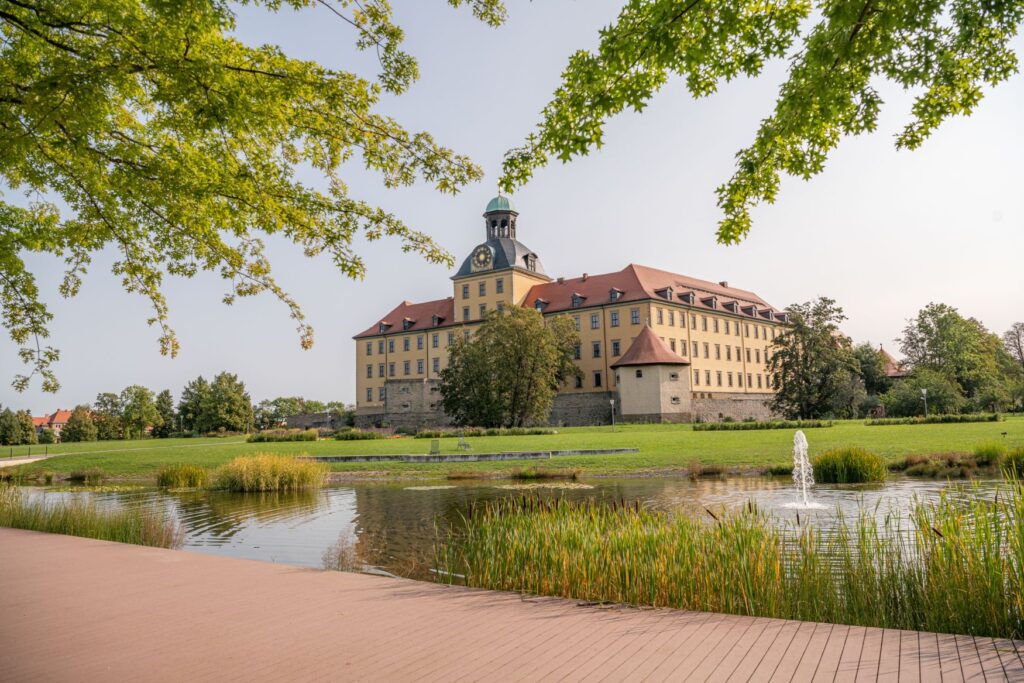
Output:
[2, 416, 1022, 481]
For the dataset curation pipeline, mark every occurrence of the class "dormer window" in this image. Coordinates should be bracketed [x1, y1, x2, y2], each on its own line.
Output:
[378, 322, 392, 334]
[701, 296, 718, 309]
[570, 293, 586, 309]
[432, 314, 444, 327]
[655, 287, 673, 300]
[609, 288, 623, 302]
[679, 291, 695, 305]
[534, 298, 548, 312]
[402, 318, 415, 331]
[525, 254, 537, 271]
[762, 310, 775, 321]
[725, 301, 740, 313]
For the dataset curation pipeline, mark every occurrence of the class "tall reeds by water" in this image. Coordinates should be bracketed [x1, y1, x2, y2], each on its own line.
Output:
[436, 482, 1024, 638]
[0, 485, 182, 548]
[211, 454, 327, 492]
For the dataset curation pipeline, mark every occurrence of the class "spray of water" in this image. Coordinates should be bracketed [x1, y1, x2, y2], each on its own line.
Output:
[792, 430, 814, 507]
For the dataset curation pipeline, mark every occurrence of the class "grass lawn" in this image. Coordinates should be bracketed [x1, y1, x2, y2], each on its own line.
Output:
[3, 416, 1022, 481]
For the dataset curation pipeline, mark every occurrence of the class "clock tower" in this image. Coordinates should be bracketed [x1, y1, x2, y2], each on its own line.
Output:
[451, 196, 551, 320]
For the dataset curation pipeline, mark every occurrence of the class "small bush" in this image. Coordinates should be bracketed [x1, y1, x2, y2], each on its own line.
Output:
[66, 468, 106, 485]
[812, 447, 886, 483]
[973, 442, 1008, 468]
[766, 464, 794, 476]
[894, 452, 979, 478]
[1004, 447, 1024, 478]
[156, 464, 209, 488]
[866, 413, 1002, 426]
[334, 429, 385, 441]
[211, 454, 327, 492]
[38, 428, 56, 444]
[693, 420, 832, 431]
[248, 428, 318, 443]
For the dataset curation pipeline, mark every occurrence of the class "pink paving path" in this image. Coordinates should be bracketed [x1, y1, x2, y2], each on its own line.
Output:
[2, 528, 1022, 682]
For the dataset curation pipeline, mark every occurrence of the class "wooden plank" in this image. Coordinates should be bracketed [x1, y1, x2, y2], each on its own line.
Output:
[991, 638, 1024, 681]
[744, 619, 802, 681]
[764, 620, 819, 682]
[953, 634, 986, 682]
[808, 623, 849, 682]
[876, 629, 902, 683]
[644, 611, 739, 681]
[707, 617, 788, 682]
[855, 626, 884, 682]
[683, 613, 765, 681]
[936, 632, 965, 682]
[834, 625, 867, 683]
[973, 636, 1009, 682]
[617, 610, 719, 683]
[789, 622, 835, 683]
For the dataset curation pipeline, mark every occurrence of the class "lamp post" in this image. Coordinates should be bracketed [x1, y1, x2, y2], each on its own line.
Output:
[610, 399, 616, 431]
[921, 388, 929, 418]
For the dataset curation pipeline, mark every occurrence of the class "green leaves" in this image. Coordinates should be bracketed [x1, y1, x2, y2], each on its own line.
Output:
[1, 0, 499, 391]
[501, 0, 1023, 244]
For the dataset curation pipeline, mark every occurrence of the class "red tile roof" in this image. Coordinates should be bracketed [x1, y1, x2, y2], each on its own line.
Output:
[32, 416, 48, 428]
[49, 410, 73, 425]
[354, 298, 456, 338]
[611, 326, 690, 368]
[879, 347, 908, 378]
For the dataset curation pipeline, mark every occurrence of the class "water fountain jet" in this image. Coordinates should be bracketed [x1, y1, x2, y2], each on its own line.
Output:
[783, 430, 825, 510]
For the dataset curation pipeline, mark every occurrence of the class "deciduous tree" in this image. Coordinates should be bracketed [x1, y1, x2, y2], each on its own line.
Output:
[440, 307, 580, 427]
[92, 392, 123, 440]
[199, 372, 253, 433]
[852, 343, 893, 397]
[151, 389, 177, 438]
[120, 385, 161, 439]
[881, 368, 965, 417]
[61, 405, 97, 443]
[177, 377, 209, 434]
[1005, 323, 1024, 373]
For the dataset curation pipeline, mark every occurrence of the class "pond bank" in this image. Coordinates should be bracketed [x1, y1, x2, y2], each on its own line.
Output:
[4, 528, 1018, 681]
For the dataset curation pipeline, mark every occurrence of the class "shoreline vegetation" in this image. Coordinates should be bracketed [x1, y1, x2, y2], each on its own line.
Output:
[0, 417, 1021, 482]
[435, 481, 1024, 639]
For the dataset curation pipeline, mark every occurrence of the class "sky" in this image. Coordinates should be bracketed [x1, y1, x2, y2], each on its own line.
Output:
[3, 1, 1023, 413]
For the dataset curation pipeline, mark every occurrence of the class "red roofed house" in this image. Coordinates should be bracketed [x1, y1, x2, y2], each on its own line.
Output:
[32, 409, 73, 439]
[353, 198, 787, 427]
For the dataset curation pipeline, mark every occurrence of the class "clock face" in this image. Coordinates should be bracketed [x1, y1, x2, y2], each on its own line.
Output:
[471, 245, 493, 271]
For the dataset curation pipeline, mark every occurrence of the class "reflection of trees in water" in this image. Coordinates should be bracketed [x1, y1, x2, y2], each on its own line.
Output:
[172, 489, 327, 540]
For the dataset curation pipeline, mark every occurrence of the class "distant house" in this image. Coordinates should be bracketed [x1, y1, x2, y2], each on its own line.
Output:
[879, 346, 909, 380]
[32, 409, 74, 439]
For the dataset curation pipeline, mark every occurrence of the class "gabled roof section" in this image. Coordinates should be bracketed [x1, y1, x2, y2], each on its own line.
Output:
[880, 346, 909, 378]
[523, 264, 776, 314]
[354, 298, 455, 338]
[611, 326, 690, 368]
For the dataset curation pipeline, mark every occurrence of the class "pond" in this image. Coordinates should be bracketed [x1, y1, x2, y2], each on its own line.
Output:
[21, 474, 1003, 581]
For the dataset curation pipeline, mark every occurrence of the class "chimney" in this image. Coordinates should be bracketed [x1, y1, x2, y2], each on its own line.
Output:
[556, 277, 564, 284]
[719, 281, 729, 288]
[582, 273, 588, 282]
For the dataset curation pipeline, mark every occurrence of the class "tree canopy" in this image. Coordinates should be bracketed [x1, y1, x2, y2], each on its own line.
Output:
[1, 0, 504, 392]
[439, 307, 580, 427]
[500, 0, 1024, 245]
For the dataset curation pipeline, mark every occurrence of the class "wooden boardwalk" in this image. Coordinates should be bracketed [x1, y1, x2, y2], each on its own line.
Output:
[1, 528, 1022, 682]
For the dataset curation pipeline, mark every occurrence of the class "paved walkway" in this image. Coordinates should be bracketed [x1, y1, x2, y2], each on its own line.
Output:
[2, 528, 1022, 681]
[0, 456, 49, 469]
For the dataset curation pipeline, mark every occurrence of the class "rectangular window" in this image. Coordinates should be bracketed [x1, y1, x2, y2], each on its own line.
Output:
[417, 359, 424, 374]
[462, 284, 469, 299]
[432, 333, 439, 348]
[388, 363, 395, 377]
[728, 372, 733, 387]
[479, 303, 486, 318]
[690, 314, 697, 329]
[573, 316, 581, 331]
[417, 336, 424, 350]
[694, 370, 700, 386]
[366, 364, 372, 378]
[496, 278, 504, 294]
[746, 348, 751, 362]
[592, 341, 601, 358]
[680, 341, 687, 356]
[669, 339, 676, 352]
[745, 324, 750, 337]
[378, 363, 385, 378]
[497, 301, 505, 313]
[573, 344, 581, 360]
[737, 373, 743, 387]
[657, 308, 664, 325]
[366, 387, 372, 402]
[594, 371, 602, 388]
[715, 344, 721, 360]
[747, 373, 752, 387]
[754, 326, 760, 340]
[668, 311, 675, 327]
[692, 341, 699, 357]
[575, 375, 583, 389]
[388, 339, 395, 353]
[756, 349, 761, 363]
[378, 340, 384, 354]
[365, 341, 372, 355]
[462, 306, 470, 322]
[736, 324, 741, 337]
[705, 370, 711, 385]
[713, 318, 719, 333]
[378, 386, 386, 402]
[403, 337, 410, 351]
[631, 308, 641, 325]
[448, 332, 455, 345]
[703, 343, 710, 359]
[757, 374, 763, 388]
[736, 346, 741, 361]
[716, 371, 723, 387]
[591, 313, 600, 329]
[432, 357, 440, 374]
[723, 321, 730, 335]
[612, 340, 621, 356]
[478, 281, 486, 297]
[610, 311, 620, 327]
[726, 346, 731, 361]
[702, 316, 708, 331]
[403, 360, 410, 375]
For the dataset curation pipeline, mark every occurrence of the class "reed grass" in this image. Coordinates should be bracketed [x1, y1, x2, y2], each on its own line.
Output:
[510, 467, 580, 480]
[156, 463, 209, 488]
[211, 454, 327, 492]
[66, 468, 106, 484]
[812, 447, 887, 483]
[1006, 447, 1024, 477]
[973, 442, 1008, 467]
[436, 483, 1024, 638]
[0, 485, 182, 548]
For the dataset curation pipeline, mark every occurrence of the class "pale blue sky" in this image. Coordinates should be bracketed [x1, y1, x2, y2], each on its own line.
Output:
[3, 1, 1023, 412]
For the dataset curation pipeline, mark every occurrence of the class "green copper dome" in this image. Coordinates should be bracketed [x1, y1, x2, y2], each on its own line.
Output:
[485, 195, 515, 213]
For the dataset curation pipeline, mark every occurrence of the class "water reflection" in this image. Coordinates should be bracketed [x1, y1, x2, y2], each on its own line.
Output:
[21, 475, 1004, 581]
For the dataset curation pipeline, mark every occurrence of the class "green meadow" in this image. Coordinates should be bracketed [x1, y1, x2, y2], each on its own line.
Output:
[3, 416, 1023, 481]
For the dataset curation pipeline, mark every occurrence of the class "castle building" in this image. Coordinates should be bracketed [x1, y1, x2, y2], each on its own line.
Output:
[353, 197, 787, 428]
